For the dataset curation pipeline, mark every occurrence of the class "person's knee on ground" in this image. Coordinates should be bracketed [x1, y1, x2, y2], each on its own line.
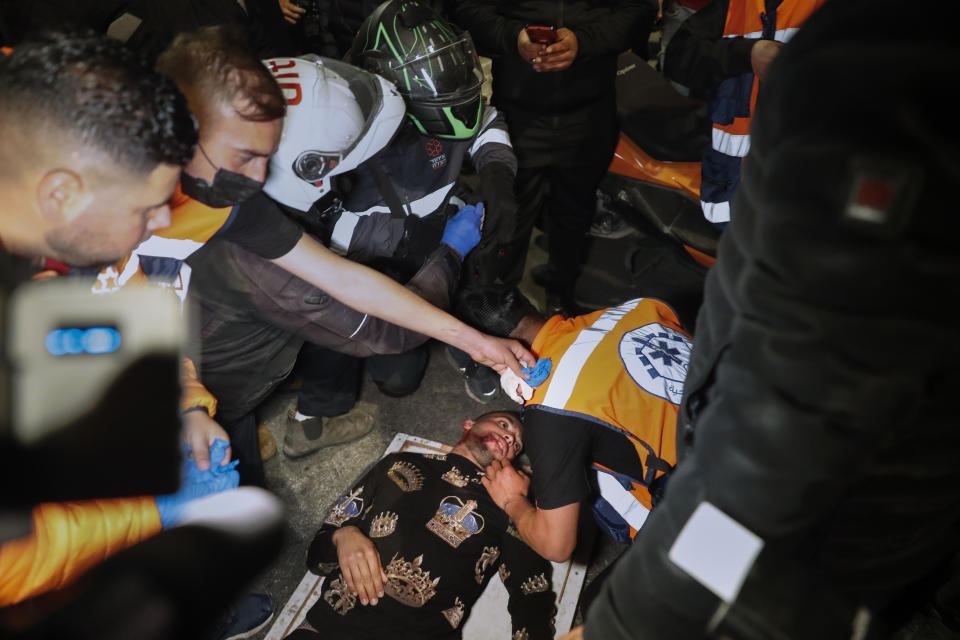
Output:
[366, 345, 429, 398]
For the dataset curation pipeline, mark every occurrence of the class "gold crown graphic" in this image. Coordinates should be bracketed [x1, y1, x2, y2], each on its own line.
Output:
[324, 486, 364, 527]
[388, 461, 425, 492]
[474, 546, 500, 584]
[323, 576, 357, 615]
[442, 597, 465, 629]
[513, 629, 530, 640]
[426, 496, 485, 548]
[498, 564, 511, 583]
[441, 466, 469, 488]
[383, 553, 440, 608]
[369, 511, 398, 538]
[520, 573, 550, 596]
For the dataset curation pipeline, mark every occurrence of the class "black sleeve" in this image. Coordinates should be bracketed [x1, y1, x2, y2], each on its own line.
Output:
[216, 193, 304, 260]
[306, 456, 389, 574]
[523, 408, 593, 510]
[450, 0, 527, 59]
[584, 1, 960, 637]
[572, 0, 659, 60]
[233, 241, 460, 357]
[663, 0, 757, 95]
[498, 529, 557, 640]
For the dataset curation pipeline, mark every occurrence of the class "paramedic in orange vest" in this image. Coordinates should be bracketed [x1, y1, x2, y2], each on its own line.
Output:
[663, 0, 825, 227]
[457, 288, 692, 563]
[96, 26, 534, 484]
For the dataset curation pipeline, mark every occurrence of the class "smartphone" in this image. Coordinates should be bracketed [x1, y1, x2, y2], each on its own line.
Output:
[526, 26, 559, 45]
[5, 280, 184, 444]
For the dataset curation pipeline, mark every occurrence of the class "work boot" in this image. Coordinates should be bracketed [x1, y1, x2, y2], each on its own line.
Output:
[257, 422, 277, 462]
[282, 402, 378, 459]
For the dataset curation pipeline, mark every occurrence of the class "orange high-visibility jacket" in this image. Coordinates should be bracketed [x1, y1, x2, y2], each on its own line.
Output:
[527, 298, 693, 540]
[700, 0, 826, 224]
[0, 498, 162, 606]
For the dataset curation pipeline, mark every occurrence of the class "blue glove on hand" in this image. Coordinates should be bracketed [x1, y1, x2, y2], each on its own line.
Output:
[155, 438, 240, 529]
[441, 202, 484, 259]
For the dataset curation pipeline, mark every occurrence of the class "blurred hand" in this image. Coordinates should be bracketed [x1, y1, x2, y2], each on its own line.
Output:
[751, 39, 783, 79]
[182, 410, 232, 471]
[278, 0, 306, 24]
[559, 626, 584, 640]
[332, 526, 387, 605]
[534, 28, 578, 72]
[441, 202, 484, 259]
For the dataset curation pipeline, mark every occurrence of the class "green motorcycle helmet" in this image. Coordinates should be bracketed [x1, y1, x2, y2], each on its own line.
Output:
[349, 0, 484, 140]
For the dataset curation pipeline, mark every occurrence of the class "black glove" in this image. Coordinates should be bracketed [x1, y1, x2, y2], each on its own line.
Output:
[477, 162, 517, 246]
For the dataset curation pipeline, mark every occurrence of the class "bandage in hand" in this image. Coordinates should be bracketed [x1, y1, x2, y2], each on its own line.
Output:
[499, 357, 552, 404]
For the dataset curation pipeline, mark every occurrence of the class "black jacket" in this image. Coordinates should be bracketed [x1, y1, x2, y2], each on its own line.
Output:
[584, 0, 960, 638]
[451, 0, 657, 116]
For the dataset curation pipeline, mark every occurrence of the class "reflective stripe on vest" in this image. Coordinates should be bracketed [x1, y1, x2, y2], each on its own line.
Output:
[92, 185, 233, 301]
[701, 200, 731, 224]
[540, 299, 642, 410]
[596, 468, 651, 532]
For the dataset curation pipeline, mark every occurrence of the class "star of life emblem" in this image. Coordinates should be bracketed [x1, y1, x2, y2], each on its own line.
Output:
[619, 323, 691, 404]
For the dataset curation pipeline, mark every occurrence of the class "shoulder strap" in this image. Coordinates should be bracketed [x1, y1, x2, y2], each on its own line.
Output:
[367, 157, 409, 220]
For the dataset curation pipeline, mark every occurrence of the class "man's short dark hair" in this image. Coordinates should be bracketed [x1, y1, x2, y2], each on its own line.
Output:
[0, 30, 197, 174]
[156, 25, 285, 123]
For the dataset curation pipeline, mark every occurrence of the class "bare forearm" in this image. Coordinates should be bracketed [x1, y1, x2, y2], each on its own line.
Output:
[505, 497, 572, 562]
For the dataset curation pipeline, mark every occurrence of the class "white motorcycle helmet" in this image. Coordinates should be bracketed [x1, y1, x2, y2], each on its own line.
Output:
[262, 55, 406, 212]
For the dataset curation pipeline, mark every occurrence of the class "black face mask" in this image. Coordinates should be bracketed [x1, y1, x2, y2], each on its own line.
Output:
[180, 143, 265, 208]
[180, 168, 264, 208]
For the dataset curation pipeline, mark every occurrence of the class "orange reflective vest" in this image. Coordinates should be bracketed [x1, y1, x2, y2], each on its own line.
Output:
[92, 184, 235, 415]
[700, 0, 826, 224]
[92, 184, 233, 300]
[527, 298, 692, 540]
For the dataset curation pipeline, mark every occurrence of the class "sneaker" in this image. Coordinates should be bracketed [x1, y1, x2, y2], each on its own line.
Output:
[282, 402, 378, 459]
[445, 346, 499, 403]
[208, 593, 273, 640]
[465, 364, 500, 404]
[544, 291, 586, 319]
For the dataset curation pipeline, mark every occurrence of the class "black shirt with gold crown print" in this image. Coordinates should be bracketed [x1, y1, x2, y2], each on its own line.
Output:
[305, 451, 556, 640]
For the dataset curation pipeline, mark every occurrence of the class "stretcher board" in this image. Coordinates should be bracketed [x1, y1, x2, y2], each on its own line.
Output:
[265, 432, 588, 639]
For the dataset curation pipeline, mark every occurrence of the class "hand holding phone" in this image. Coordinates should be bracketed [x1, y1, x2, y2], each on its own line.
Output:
[526, 26, 559, 45]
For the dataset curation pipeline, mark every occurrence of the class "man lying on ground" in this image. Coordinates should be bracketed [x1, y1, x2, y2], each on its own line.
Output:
[287, 411, 556, 640]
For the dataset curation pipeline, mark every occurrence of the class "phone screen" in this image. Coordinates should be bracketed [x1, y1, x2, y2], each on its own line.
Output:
[526, 26, 558, 45]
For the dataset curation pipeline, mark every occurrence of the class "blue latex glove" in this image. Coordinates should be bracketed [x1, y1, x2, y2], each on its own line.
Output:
[441, 202, 483, 259]
[521, 357, 552, 387]
[155, 438, 240, 528]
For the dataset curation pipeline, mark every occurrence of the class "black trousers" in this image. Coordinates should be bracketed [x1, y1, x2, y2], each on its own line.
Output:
[295, 342, 430, 417]
[498, 97, 619, 291]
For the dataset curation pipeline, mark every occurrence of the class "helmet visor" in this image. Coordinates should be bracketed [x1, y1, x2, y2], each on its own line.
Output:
[388, 32, 483, 101]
